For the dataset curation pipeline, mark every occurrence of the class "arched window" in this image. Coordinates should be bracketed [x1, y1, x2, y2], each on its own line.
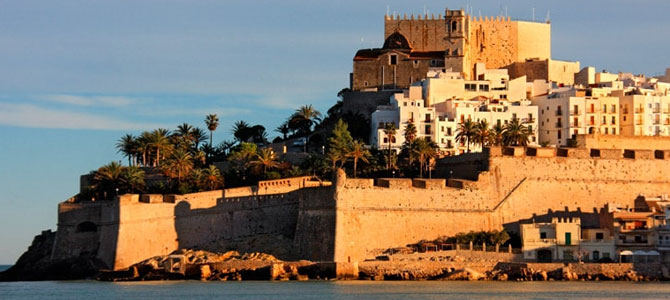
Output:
[451, 21, 458, 32]
[76, 221, 97, 233]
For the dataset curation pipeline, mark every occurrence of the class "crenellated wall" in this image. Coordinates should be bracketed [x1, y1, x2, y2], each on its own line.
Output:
[52, 149, 670, 270]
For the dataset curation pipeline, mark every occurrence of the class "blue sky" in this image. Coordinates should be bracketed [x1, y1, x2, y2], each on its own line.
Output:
[1, 0, 669, 264]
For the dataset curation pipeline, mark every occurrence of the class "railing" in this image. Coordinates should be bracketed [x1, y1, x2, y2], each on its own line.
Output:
[572, 121, 582, 127]
[522, 118, 535, 123]
[653, 119, 661, 125]
[587, 108, 596, 113]
[635, 119, 644, 125]
[588, 120, 595, 126]
[635, 108, 644, 113]
[653, 108, 661, 113]
[570, 110, 580, 116]
[555, 110, 563, 116]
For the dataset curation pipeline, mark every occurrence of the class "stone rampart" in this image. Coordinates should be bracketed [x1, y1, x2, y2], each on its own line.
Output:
[52, 149, 670, 270]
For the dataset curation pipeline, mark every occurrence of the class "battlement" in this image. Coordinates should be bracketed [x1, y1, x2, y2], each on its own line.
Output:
[488, 146, 670, 160]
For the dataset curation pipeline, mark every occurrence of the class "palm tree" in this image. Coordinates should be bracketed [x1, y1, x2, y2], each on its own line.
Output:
[191, 127, 208, 150]
[201, 165, 223, 190]
[456, 119, 476, 152]
[121, 166, 145, 193]
[404, 121, 417, 142]
[412, 138, 438, 178]
[175, 123, 194, 140]
[502, 118, 531, 146]
[382, 123, 396, 171]
[116, 134, 137, 166]
[347, 140, 371, 178]
[149, 129, 171, 166]
[251, 148, 280, 173]
[232, 120, 251, 142]
[290, 105, 322, 151]
[205, 114, 219, 148]
[94, 161, 124, 199]
[275, 122, 291, 140]
[162, 148, 193, 183]
[137, 131, 152, 166]
[491, 123, 505, 146]
[473, 119, 492, 148]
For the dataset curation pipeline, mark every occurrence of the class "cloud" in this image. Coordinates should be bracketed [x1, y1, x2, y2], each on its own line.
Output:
[41, 94, 143, 107]
[0, 103, 166, 130]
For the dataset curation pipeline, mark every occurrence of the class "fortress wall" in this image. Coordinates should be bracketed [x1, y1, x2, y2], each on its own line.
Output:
[577, 134, 670, 150]
[514, 21, 551, 61]
[384, 17, 445, 52]
[105, 185, 332, 270]
[332, 155, 670, 263]
[469, 18, 516, 70]
[51, 202, 109, 261]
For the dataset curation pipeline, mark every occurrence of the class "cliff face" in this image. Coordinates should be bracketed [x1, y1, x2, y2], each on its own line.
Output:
[0, 230, 105, 281]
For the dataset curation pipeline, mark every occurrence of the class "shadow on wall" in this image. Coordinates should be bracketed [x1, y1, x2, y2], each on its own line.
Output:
[172, 190, 303, 260]
[503, 206, 609, 235]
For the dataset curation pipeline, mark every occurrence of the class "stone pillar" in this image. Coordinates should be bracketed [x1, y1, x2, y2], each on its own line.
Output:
[508, 244, 512, 253]
[469, 241, 473, 251]
[496, 243, 500, 253]
[482, 242, 486, 252]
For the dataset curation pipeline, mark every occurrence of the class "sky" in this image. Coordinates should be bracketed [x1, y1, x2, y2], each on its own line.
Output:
[1, 0, 669, 264]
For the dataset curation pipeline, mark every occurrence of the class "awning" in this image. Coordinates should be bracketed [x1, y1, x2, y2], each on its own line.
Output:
[619, 250, 633, 255]
[646, 251, 661, 256]
[633, 251, 647, 255]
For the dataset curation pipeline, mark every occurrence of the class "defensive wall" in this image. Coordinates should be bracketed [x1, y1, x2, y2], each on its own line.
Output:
[51, 144, 670, 270]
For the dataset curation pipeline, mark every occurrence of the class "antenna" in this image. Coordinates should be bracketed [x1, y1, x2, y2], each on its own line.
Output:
[532, 7, 535, 21]
[387, 5, 390, 17]
[545, 10, 551, 23]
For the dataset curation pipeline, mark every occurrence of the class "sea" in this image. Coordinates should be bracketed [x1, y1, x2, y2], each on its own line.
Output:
[2, 265, 670, 300]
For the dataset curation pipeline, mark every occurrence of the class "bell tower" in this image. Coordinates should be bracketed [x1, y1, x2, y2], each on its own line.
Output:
[443, 8, 470, 78]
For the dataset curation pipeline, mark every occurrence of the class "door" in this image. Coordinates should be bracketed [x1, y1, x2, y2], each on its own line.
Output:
[565, 232, 572, 245]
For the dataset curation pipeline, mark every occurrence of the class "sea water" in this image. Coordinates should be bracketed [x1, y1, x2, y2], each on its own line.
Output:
[1, 280, 670, 300]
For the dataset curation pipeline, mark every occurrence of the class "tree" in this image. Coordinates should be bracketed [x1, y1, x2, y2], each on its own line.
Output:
[491, 123, 505, 146]
[137, 131, 152, 166]
[412, 138, 438, 178]
[191, 127, 209, 150]
[121, 166, 145, 193]
[473, 119, 492, 148]
[382, 123, 397, 171]
[93, 161, 124, 199]
[456, 119, 476, 152]
[162, 148, 193, 183]
[149, 128, 171, 166]
[502, 118, 531, 146]
[290, 105, 322, 151]
[404, 121, 417, 143]
[205, 114, 219, 147]
[200, 165, 223, 190]
[251, 148, 280, 173]
[116, 134, 137, 166]
[347, 140, 370, 178]
[228, 142, 258, 180]
[327, 119, 353, 168]
[232, 120, 252, 142]
[275, 122, 291, 140]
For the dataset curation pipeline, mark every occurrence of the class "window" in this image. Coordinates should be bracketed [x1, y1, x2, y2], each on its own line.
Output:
[451, 21, 458, 32]
[412, 60, 419, 68]
[76, 222, 97, 233]
[593, 251, 600, 261]
[500, 94, 507, 99]
[465, 83, 476, 91]
[604, 128, 608, 134]
[425, 125, 431, 134]
[611, 116, 616, 125]
[389, 54, 398, 65]
[404, 102, 407, 107]
[557, 131, 562, 139]
[611, 104, 616, 113]
[364, 81, 368, 86]
[612, 128, 617, 134]
[383, 137, 388, 143]
[479, 84, 489, 92]
[540, 232, 547, 239]
[602, 116, 606, 124]
[596, 232, 604, 240]
[447, 128, 452, 136]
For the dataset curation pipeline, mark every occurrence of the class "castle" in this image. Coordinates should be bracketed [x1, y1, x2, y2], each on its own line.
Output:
[50, 135, 670, 271]
[351, 8, 579, 91]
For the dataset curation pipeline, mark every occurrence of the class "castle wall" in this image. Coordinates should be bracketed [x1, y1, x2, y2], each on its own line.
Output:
[577, 134, 670, 150]
[384, 16, 446, 52]
[514, 21, 551, 61]
[332, 154, 670, 263]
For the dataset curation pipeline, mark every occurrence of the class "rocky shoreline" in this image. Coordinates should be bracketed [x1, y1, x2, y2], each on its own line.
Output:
[3, 235, 670, 282]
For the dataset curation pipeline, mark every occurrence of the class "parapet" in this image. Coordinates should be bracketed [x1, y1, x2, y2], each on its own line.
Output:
[376, 178, 413, 189]
[412, 178, 446, 189]
[116, 194, 139, 204]
[344, 178, 374, 189]
[139, 194, 164, 203]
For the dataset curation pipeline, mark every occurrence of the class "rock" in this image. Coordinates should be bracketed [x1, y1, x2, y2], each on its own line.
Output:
[200, 265, 211, 280]
[538, 271, 548, 281]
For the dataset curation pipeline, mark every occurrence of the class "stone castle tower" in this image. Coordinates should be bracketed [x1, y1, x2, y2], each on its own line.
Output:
[351, 7, 553, 91]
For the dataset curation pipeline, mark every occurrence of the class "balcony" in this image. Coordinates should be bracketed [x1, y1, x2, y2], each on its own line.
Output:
[555, 110, 563, 116]
[572, 121, 582, 127]
[635, 119, 644, 125]
[635, 108, 644, 114]
[555, 122, 563, 128]
[653, 108, 661, 113]
[522, 117, 535, 123]
[587, 108, 597, 114]
[664, 109, 670, 114]
[653, 119, 661, 125]
[570, 110, 580, 116]
[665, 119, 670, 125]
